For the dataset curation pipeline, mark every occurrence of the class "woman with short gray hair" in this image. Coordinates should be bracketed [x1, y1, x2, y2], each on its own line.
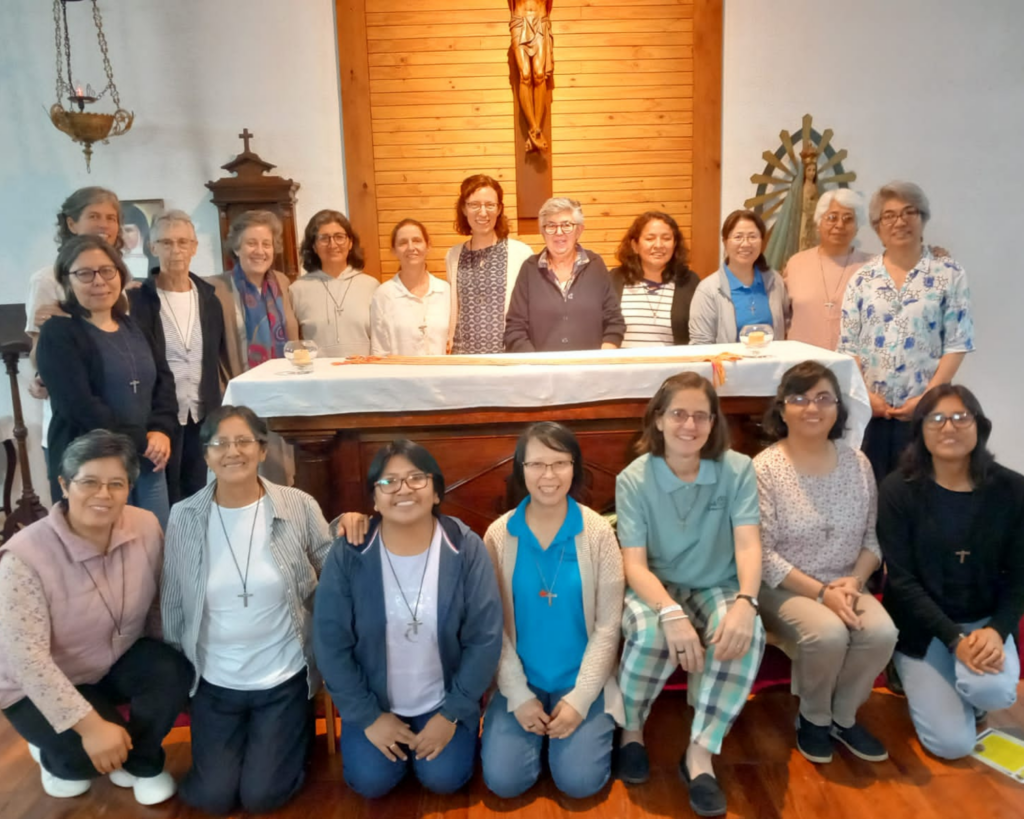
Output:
[839, 181, 974, 481]
[503, 197, 624, 352]
[0, 429, 191, 805]
[782, 188, 872, 350]
[210, 210, 298, 378]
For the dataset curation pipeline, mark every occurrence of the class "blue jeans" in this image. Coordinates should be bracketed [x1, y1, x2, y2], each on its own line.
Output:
[341, 707, 477, 798]
[894, 619, 1020, 760]
[481, 685, 614, 799]
[131, 462, 169, 531]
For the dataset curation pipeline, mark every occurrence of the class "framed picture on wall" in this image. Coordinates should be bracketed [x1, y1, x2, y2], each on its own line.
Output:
[121, 199, 164, 280]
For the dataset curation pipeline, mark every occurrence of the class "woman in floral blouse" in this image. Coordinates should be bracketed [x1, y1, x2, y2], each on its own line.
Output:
[838, 181, 974, 482]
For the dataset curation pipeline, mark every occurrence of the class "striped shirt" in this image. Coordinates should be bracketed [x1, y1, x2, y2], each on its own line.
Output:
[158, 286, 204, 424]
[621, 280, 675, 348]
[161, 478, 333, 697]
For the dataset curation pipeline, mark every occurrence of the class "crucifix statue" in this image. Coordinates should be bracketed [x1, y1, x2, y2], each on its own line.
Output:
[509, 0, 554, 154]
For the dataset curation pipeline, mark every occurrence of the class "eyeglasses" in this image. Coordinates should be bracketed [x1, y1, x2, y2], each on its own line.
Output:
[70, 265, 119, 283]
[316, 233, 349, 246]
[206, 437, 261, 451]
[543, 222, 578, 235]
[822, 213, 856, 226]
[154, 239, 196, 251]
[923, 411, 975, 430]
[784, 393, 839, 408]
[730, 233, 761, 245]
[375, 473, 431, 493]
[665, 409, 712, 426]
[71, 477, 129, 493]
[879, 207, 920, 226]
[465, 202, 499, 213]
[523, 460, 574, 475]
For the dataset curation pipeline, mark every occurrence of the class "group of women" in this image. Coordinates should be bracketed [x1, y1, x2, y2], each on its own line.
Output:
[1, 176, 1013, 816]
[1, 364, 1020, 815]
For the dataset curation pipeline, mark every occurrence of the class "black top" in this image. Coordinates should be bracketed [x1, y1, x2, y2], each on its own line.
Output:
[127, 271, 228, 420]
[84, 321, 156, 432]
[37, 313, 178, 477]
[878, 464, 1024, 658]
[503, 251, 625, 352]
[610, 266, 701, 345]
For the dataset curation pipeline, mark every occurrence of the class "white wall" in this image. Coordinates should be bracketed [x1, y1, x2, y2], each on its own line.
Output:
[723, 0, 1024, 470]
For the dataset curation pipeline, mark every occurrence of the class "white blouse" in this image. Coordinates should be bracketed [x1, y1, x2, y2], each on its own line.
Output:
[370, 273, 451, 356]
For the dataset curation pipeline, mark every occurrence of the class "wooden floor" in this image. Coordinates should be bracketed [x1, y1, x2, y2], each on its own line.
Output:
[2, 685, 1022, 819]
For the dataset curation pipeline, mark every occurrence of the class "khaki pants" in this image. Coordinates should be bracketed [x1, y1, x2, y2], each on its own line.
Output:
[758, 584, 898, 727]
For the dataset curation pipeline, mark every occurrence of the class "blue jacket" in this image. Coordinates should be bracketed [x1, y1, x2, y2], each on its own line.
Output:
[313, 514, 503, 730]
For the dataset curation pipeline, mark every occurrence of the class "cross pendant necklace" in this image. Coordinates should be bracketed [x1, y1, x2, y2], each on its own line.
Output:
[534, 539, 567, 608]
[214, 485, 264, 607]
[382, 532, 432, 642]
[129, 379, 140, 394]
[321, 276, 355, 344]
[109, 323, 141, 394]
[955, 549, 970, 564]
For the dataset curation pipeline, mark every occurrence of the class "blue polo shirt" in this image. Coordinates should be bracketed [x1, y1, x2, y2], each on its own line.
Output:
[724, 264, 774, 339]
[510, 496, 587, 693]
[615, 451, 760, 590]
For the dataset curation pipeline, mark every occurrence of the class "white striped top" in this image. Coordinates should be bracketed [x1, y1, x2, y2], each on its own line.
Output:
[620, 281, 675, 348]
[158, 286, 204, 424]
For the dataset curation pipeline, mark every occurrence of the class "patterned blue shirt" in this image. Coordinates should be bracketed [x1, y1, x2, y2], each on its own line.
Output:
[725, 265, 774, 339]
[838, 249, 974, 407]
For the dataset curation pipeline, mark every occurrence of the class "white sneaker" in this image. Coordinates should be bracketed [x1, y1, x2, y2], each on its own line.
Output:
[110, 769, 176, 805]
[39, 767, 92, 798]
[108, 768, 136, 788]
[28, 743, 41, 763]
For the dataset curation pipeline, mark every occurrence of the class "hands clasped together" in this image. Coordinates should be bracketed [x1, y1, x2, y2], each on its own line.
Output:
[365, 712, 458, 763]
[513, 697, 584, 740]
[660, 600, 757, 674]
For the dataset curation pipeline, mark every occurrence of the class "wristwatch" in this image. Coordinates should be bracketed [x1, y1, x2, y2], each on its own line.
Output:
[949, 633, 968, 653]
[735, 593, 760, 614]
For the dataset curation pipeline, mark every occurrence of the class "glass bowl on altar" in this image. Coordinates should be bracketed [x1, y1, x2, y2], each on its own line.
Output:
[738, 324, 774, 356]
[284, 339, 318, 374]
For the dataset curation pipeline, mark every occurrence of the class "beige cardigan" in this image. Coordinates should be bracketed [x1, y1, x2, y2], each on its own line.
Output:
[484, 503, 625, 725]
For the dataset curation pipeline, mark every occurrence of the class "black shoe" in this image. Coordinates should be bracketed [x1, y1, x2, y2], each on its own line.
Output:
[831, 722, 889, 762]
[796, 715, 833, 763]
[885, 659, 905, 696]
[679, 759, 727, 817]
[616, 742, 650, 785]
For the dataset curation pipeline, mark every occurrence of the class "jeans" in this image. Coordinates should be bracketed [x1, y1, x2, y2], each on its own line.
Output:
[179, 670, 312, 815]
[894, 619, 1019, 759]
[340, 707, 477, 798]
[166, 416, 209, 505]
[131, 462, 170, 531]
[481, 685, 614, 799]
[2, 638, 192, 780]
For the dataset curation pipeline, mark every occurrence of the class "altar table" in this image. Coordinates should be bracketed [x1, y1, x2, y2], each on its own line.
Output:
[223, 342, 870, 531]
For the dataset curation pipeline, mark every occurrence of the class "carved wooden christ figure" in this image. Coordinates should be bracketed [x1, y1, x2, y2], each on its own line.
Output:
[509, 0, 554, 153]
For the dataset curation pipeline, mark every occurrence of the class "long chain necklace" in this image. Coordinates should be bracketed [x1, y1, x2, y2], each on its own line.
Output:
[213, 485, 264, 608]
[534, 539, 567, 607]
[382, 534, 432, 641]
[321, 275, 355, 344]
[818, 246, 853, 312]
[82, 547, 126, 635]
[107, 322, 141, 394]
[158, 284, 197, 352]
[642, 280, 673, 323]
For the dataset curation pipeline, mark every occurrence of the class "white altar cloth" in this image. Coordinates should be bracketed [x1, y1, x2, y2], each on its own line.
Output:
[223, 341, 871, 446]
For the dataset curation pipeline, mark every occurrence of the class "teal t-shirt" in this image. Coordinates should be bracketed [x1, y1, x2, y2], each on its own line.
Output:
[615, 450, 760, 589]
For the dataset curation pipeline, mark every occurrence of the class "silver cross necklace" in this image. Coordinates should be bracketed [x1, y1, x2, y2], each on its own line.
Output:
[214, 485, 264, 607]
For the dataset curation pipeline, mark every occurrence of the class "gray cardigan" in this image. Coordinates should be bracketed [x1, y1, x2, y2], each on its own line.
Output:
[688, 267, 790, 344]
[160, 479, 332, 697]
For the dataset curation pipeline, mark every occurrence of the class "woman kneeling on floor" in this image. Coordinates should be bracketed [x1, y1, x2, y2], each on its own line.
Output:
[481, 422, 625, 799]
[616, 372, 765, 818]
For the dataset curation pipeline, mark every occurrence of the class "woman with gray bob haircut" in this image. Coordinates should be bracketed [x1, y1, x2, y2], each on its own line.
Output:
[503, 196, 624, 352]
[839, 181, 974, 482]
[59, 430, 140, 489]
[783, 188, 871, 351]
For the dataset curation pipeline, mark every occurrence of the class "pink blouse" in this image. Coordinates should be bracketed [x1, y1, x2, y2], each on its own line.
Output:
[783, 247, 872, 350]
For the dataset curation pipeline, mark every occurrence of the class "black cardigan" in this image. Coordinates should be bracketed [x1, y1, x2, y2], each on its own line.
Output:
[127, 272, 228, 419]
[36, 313, 178, 477]
[610, 266, 701, 345]
[878, 464, 1024, 657]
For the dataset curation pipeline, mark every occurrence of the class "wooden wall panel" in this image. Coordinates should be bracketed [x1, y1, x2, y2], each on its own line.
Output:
[338, 0, 722, 280]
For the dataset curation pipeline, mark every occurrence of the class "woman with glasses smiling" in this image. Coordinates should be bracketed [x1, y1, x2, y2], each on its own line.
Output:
[37, 235, 177, 528]
[839, 182, 974, 482]
[445, 174, 534, 354]
[161, 405, 332, 815]
[314, 439, 502, 797]
[754, 361, 896, 765]
[290, 210, 379, 358]
[615, 372, 764, 817]
[504, 197, 624, 352]
[879, 385, 1024, 760]
[480, 422, 624, 799]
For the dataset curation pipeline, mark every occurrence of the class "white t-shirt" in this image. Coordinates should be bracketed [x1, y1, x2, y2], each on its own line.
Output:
[25, 265, 65, 443]
[381, 522, 446, 717]
[199, 498, 306, 690]
[370, 273, 451, 356]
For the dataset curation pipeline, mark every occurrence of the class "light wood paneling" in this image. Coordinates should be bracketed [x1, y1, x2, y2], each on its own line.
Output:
[339, 0, 720, 279]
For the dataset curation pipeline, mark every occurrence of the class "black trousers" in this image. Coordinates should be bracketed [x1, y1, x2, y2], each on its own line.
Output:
[167, 415, 208, 505]
[2, 638, 193, 780]
[862, 416, 914, 484]
[179, 669, 312, 816]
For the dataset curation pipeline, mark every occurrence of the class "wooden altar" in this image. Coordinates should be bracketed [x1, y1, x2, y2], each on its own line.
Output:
[269, 397, 770, 534]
